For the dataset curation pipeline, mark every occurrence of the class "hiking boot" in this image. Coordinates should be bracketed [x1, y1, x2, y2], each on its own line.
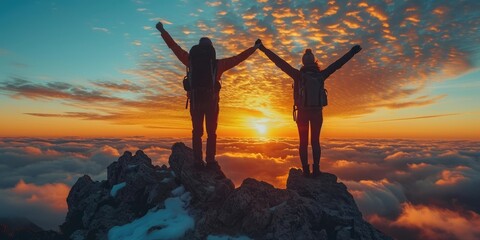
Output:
[312, 164, 321, 178]
[302, 164, 311, 177]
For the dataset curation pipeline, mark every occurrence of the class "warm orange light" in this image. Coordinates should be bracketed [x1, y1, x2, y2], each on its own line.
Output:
[12, 179, 70, 212]
[252, 118, 269, 135]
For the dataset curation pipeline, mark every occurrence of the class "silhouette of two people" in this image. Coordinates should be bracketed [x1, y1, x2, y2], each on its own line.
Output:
[156, 21, 361, 177]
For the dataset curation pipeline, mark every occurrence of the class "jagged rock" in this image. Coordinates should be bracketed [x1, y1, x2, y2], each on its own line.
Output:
[169, 142, 235, 206]
[59, 142, 390, 240]
[167, 143, 389, 240]
[61, 174, 101, 236]
[107, 150, 153, 186]
[61, 150, 179, 240]
[287, 168, 361, 218]
[203, 178, 324, 239]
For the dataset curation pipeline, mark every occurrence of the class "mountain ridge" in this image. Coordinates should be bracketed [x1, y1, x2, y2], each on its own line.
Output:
[5, 142, 391, 240]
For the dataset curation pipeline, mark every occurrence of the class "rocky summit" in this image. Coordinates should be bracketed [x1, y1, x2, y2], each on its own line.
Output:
[55, 142, 391, 240]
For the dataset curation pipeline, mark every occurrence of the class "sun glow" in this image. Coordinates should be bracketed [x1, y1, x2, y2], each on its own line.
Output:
[254, 123, 267, 135]
[251, 118, 269, 135]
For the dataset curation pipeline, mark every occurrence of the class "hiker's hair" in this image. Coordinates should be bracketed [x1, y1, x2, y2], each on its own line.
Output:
[199, 37, 213, 46]
[301, 49, 320, 72]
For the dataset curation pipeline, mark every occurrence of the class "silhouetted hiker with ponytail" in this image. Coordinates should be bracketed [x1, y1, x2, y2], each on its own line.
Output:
[156, 22, 260, 172]
[258, 41, 361, 177]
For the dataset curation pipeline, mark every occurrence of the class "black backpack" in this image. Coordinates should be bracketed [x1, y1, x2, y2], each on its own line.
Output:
[292, 71, 328, 121]
[183, 44, 218, 108]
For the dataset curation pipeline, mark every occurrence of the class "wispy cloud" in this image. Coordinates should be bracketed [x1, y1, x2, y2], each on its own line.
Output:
[92, 27, 110, 33]
[151, 18, 172, 25]
[25, 112, 113, 121]
[205, 1, 222, 7]
[0, 77, 120, 102]
[132, 40, 142, 46]
[91, 80, 143, 92]
[362, 113, 459, 123]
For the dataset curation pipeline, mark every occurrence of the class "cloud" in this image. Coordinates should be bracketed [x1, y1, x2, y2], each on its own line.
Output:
[394, 204, 480, 240]
[377, 95, 447, 109]
[12, 179, 69, 211]
[0, 180, 70, 231]
[23, 146, 43, 155]
[370, 203, 480, 240]
[154, 18, 172, 25]
[344, 179, 406, 219]
[0, 77, 120, 102]
[206, 1, 221, 7]
[435, 167, 468, 186]
[132, 40, 142, 46]
[362, 113, 459, 123]
[25, 112, 114, 121]
[92, 27, 110, 33]
[0, 137, 479, 237]
[92, 80, 143, 92]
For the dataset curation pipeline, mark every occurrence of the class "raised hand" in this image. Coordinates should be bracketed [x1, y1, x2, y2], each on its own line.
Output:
[351, 45, 362, 54]
[156, 22, 164, 32]
[255, 39, 267, 51]
[254, 39, 262, 49]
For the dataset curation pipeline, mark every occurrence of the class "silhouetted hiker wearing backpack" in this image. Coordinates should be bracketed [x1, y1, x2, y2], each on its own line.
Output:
[156, 22, 260, 171]
[258, 41, 361, 177]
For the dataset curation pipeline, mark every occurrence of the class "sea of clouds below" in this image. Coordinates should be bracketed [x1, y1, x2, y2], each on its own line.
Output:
[0, 137, 479, 240]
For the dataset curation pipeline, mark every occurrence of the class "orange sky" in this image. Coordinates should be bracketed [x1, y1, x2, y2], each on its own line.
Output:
[1, 0, 479, 139]
[1, 92, 478, 139]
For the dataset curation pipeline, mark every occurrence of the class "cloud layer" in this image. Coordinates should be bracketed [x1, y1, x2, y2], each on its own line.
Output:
[1, 137, 479, 239]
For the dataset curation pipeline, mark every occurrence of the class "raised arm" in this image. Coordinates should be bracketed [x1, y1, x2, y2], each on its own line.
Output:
[323, 45, 362, 78]
[217, 39, 259, 73]
[156, 22, 189, 66]
[259, 43, 300, 80]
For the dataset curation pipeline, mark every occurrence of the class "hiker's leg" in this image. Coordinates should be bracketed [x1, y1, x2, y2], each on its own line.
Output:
[296, 110, 309, 169]
[190, 105, 205, 163]
[311, 110, 323, 175]
[205, 102, 219, 163]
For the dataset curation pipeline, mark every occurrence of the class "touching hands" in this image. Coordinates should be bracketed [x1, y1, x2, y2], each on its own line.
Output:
[351, 45, 362, 54]
[254, 39, 262, 49]
[156, 22, 164, 32]
[254, 39, 266, 51]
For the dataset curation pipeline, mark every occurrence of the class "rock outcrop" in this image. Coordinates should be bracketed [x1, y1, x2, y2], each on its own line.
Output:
[59, 142, 390, 240]
[60, 150, 177, 239]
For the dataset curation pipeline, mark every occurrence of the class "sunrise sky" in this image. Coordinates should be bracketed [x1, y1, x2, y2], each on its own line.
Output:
[0, 0, 479, 139]
[1, 1, 480, 240]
